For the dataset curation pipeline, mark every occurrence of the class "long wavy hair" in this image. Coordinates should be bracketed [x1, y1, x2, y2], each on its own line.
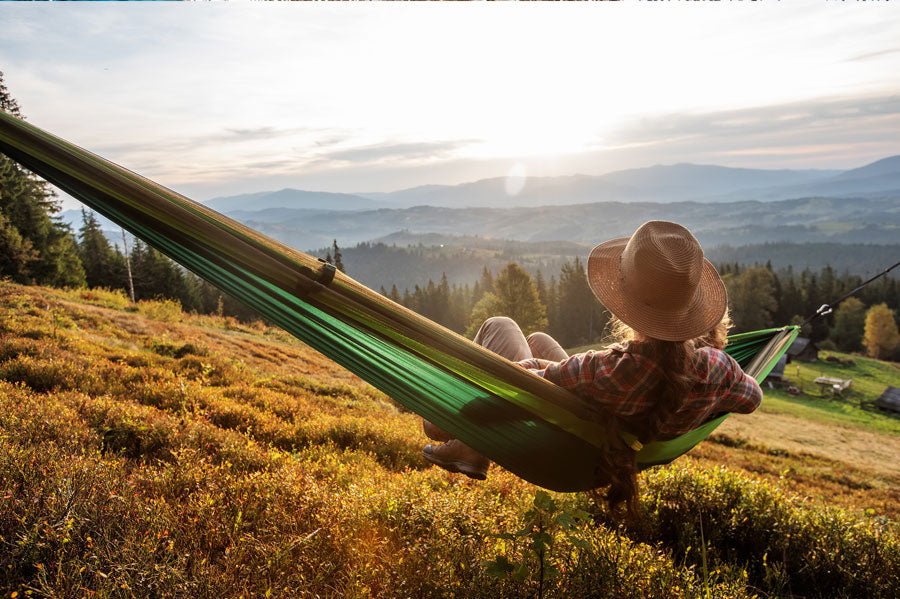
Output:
[590, 313, 732, 520]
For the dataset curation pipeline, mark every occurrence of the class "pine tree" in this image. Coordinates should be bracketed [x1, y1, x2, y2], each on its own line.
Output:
[78, 209, 123, 289]
[388, 284, 401, 303]
[829, 297, 866, 352]
[725, 266, 778, 333]
[0, 72, 23, 118]
[0, 71, 85, 288]
[435, 273, 452, 326]
[479, 266, 494, 295]
[535, 270, 548, 308]
[0, 211, 38, 281]
[466, 263, 547, 337]
[554, 258, 605, 347]
[332, 239, 344, 273]
[129, 240, 186, 301]
[546, 274, 559, 337]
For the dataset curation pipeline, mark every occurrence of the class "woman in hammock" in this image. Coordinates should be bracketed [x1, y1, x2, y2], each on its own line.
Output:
[421, 220, 762, 515]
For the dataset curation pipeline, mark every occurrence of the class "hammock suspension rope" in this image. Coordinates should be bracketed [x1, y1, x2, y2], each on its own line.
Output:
[800, 261, 900, 327]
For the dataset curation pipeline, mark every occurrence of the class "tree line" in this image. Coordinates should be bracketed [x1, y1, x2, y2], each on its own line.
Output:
[382, 260, 900, 360]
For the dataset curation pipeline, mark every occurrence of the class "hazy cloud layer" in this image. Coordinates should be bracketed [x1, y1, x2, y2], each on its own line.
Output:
[847, 47, 900, 62]
[322, 140, 481, 164]
[600, 94, 900, 169]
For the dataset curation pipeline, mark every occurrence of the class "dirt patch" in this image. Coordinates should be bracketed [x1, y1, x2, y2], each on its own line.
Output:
[716, 410, 900, 483]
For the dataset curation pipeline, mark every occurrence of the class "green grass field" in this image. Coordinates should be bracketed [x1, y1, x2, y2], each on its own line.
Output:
[761, 351, 900, 434]
[1, 281, 898, 598]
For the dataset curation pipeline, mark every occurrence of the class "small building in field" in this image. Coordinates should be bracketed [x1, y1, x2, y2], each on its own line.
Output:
[787, 337, 819, 363]
[765, 355, 787, 383]
[875, 387, 900, 414]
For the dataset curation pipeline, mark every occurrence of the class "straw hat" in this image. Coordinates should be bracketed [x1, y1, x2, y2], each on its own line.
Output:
[587, 221, 726, 342]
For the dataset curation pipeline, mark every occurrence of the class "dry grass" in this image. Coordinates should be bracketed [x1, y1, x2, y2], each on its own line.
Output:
[716, 409, 900, 482]
[1, 280, 898, 598]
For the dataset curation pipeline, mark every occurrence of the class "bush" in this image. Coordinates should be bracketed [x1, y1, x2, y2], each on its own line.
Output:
[137, 298, 183, 323]
[624, 465, 900, 598]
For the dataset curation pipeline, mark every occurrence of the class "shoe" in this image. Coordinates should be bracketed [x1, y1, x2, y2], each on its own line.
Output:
[422, 440, 490, 480]
[422, 420, 452, 443]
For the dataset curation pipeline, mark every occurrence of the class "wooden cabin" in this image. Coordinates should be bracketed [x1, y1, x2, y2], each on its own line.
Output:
[875, 387, 900, 414]
[787, 337, 819, 363]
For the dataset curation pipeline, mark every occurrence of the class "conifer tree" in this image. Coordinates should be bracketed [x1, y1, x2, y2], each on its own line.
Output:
[332, 239, 344, 272]
[78, 209, 123, 289]
[553, 258, 605, 347]
[477, 266, 494, 298]
[0, 71, 85, 287]
[466, 263, 547, 337]
[129, 240, 186, 301]
[534, 270, 548, 309]
[0, 211, 37, 281]
[829, 297, 866, 352]
[725, 266, 778, 333]
[546, 274, 559, 337]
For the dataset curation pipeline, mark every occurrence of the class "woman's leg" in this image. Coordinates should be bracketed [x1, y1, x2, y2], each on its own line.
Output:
[473, 316, 534, 361]
[424, 316, 533, 441]
[526, 332, 568, 362]
[422, 317, 533, 479]
[423, 316, 534, 441]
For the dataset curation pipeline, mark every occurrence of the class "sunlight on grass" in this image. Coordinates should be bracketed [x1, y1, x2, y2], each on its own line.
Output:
[1, 280, 898, 598]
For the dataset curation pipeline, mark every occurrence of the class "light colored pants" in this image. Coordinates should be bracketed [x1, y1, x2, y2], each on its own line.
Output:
[473, 316, 569, 363]
[423, 317, 568, 443]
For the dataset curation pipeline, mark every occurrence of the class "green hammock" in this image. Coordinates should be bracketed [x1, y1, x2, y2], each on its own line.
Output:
[0, 111, 799, 492]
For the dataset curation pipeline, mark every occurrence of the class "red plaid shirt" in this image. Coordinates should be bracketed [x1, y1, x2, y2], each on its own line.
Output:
[517, 343, 762, 439]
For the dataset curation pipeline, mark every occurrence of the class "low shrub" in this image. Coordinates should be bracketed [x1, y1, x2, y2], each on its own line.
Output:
[625, 465, 900, 598]
[53, 286, 133, 310]
[137, 298, 183, 323]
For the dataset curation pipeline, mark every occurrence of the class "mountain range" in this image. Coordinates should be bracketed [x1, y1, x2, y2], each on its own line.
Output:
[57, 155, 900, 288]
[203, 155, 900, 211]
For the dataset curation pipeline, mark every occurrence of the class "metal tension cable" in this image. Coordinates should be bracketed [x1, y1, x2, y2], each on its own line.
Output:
[799, 261, 900, 328]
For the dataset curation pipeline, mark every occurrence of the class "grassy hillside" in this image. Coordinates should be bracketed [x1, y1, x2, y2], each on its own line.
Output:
[762, 351, 900, 434]
[1, 281, 898, 598]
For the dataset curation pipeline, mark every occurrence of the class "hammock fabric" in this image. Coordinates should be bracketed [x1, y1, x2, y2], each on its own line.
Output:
[0, 111, 799, 492]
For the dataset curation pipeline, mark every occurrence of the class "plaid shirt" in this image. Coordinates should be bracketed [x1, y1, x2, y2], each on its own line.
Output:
[517, 342, 762, 439]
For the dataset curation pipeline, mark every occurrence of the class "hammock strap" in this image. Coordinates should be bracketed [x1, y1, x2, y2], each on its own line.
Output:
[800, 261, 900, 327]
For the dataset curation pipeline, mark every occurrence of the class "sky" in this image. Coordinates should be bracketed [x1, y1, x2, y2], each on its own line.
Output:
[1, 2, 900, 211]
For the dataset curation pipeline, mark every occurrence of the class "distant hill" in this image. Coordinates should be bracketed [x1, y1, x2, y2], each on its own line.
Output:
[205, 188, 385, 212]
[205, 156, 900, 211]
[215, 196, 900, 252]
[353, 164, 844, 208]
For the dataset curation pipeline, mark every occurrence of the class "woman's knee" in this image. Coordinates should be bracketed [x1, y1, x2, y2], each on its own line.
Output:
[473, 316, 532, 360]
[526, 332, 568, 362]
[482, 316, 517, 331]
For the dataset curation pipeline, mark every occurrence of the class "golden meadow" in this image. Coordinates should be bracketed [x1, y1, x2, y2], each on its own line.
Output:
[0, 281, 897, 598]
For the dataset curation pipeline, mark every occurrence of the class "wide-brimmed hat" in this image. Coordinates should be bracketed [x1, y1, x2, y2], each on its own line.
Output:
[587, 221, 726, 342]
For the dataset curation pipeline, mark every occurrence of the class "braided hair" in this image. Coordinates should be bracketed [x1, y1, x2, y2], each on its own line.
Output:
[591, 313, 732, 519]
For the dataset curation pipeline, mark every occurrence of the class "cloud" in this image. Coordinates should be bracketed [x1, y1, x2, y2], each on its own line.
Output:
[846, 47, 900, 62]
[599, 93, 900, 168]
[222, 127, 293, 142]
[609, 94, 900, 144]
[322, 140, 480, 164]
[91, 125, 336, 159]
